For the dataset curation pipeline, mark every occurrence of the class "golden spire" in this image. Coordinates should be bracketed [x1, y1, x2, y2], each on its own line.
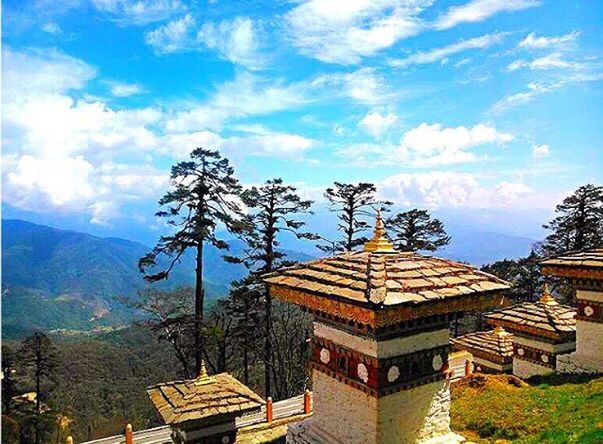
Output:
[364, 211, 395, 253]
[194, 360, 214, 385]
[539, 282, 557, 305]
[492, 325, 510, 337]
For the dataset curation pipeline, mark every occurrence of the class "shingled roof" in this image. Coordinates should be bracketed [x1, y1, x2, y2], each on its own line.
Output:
[485, 286, 576, 340]
[451, 327, 514, 360]
[147, 367, 264, 425]
[541, 248, 603, 280]
[264, 250, 509, 307]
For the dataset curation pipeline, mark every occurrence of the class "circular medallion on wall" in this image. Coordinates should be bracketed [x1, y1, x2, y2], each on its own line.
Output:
[357, 363, 369, 383]
[222, 436, 230, 444]
[319, 348, 330, 364]
[517, 348, 525, 356]
[541, 354, 549, 363]
[584, 306, 594, 317]
[387, 365, 400, 383]
[432, 354, 444, 371]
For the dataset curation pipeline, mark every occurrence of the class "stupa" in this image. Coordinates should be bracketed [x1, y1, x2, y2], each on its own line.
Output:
[485, 284, 576, 379]
[263, 214, 510, 444]
[147, 362, 265, 443]
[541, 249, 603, 373]
[451, 326, 514, 374]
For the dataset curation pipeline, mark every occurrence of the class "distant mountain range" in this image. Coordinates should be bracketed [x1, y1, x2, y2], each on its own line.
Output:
[1, 217, 538, 337]
[1, 219, 312, 337]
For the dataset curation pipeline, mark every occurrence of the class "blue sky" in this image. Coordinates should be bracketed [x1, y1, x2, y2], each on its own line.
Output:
[2, 0, 602, 243]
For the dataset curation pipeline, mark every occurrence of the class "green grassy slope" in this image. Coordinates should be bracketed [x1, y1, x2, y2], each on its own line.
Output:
[451, 373, 603, 444]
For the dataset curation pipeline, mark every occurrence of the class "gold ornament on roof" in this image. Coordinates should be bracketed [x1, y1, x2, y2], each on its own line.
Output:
[492, 326, 511, 337]
[364, 211, 395, 253]
[539, 282, 557, 305]
[194, 361, 215, 385]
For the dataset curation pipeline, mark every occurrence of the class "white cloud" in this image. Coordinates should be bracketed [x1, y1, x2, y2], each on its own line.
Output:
[285, 0, 431, 64]
[377, 172, 532, 209]
[532, 144, 550, 159]
[358, 111, 398, 137]
[490, 81, 561, 112]
[42, 22, 62, 34]
[507, 52, 582, 71]
[144, 13, 196, 53]
[434, 0, 540, 30]
[91, 0, 185, 25]
[2, 47, 97, 100]
[519, 31, 579, 49]
[197, 17, 263, 69]
[107, 81, 144, 97]
[313, 67, 391, 105]
[145, 15, 263, 69]
[390, 32, 506, 67]
[338, 122, 513, 167]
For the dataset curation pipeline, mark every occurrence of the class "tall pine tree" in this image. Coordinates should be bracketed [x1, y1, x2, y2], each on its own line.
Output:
[19, 333, 58, 444]
[232, 178, 314, 398]
[543, 184, 603, 254]
[139, 148, 244, 375]
[387, 209, 451, 252]
[322, 182, 390, 252]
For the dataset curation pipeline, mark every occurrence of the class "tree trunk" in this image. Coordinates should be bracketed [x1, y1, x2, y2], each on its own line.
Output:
[194, 242, 204, 376]
[264, 284, 272, 398]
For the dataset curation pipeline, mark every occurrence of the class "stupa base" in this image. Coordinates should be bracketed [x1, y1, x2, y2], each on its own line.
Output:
[557, 353, 602, 374]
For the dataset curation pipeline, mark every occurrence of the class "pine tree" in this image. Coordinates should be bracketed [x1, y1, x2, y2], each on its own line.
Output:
[232, 178, 314, 398]
[322, 182, 391, 252]
[19, 333, 58, 444]
[139, 148, 244, 375]
[2, 345, 18, 415]
[387, 209, 451, 252]
[542, 184, 603, 254]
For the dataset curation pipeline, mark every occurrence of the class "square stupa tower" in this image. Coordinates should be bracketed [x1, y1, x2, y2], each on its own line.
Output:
[541, 249, 603, 374]
[264, 215, 510, 444]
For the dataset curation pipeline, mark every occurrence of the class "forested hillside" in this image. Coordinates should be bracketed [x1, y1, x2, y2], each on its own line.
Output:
[1, 220, 312, 336]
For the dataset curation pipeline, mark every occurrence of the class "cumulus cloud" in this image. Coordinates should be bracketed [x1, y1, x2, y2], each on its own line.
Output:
[358, 111, 398, 137]
[2, 48, 319, 222]
[532, 144, 550, 159]
[434, 0, 540, 30]
[389, 32, 506, 67]
[519, 31, 579, 49]
[376, 172, 532, 209]
[284, 0, 431, 64]
[490, 81, 562, 112]
[91, 0, 185, 25]
[313, 67, 392, 105]
[338, 122, 513, 167]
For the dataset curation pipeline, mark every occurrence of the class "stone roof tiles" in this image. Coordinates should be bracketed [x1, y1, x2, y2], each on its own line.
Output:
[451, 327, 514, 359]
[147, 372, 264, 425]
[540, 248, 603, 269]
[485, 298, 576, 339]
[541, 248, 603, 280]
[264, 251, 509, 308]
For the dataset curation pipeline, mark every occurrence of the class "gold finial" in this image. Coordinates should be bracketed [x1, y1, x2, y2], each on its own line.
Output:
[66, 437, 74, 444]
[194, 360, 214, 385]
[539, 282, 557, 305]
[492, 326, 510, 337]
[364, 211, 395, 253]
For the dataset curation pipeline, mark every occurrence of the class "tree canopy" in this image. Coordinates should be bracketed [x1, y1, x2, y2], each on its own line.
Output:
[387, 209, 451, 252]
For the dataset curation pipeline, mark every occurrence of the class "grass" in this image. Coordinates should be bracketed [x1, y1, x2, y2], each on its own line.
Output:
[450, 373, 603, 444]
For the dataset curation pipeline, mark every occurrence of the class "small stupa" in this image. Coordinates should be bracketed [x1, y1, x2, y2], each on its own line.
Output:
[485, 284, 576, 379]
[451, 326, 514, 374]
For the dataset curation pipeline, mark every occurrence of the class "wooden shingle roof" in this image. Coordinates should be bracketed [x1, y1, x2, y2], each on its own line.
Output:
[541, 248, 603, 280]
[451, 327, 514, 359]
[485, 288, 576, 340]
[147, 371, 264, 425]
[264, 250, 509, 307]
